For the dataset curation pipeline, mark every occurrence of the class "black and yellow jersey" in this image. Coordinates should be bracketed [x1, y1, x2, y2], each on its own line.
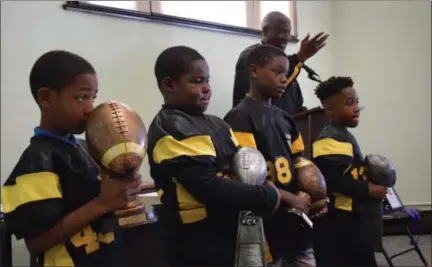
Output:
[312, 123, 370, 213]
[147, 105, 280, 265]
[224, 97, 305, 193]
[1, 129, 120, 266]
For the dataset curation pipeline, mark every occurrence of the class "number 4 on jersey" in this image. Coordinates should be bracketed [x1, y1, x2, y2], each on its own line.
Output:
[71, 225, 114, 254]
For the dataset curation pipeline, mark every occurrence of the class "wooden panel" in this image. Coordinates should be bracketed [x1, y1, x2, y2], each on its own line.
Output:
[293, 107, 327, 159]
[121, 205, 168, 266]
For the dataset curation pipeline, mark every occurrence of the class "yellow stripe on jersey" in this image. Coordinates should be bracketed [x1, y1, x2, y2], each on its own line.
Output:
[333, 193, 353, 212]
[153, 135, 216, 164]
[44, 244, 74, 267]
[233, 132, 257, 148]
[291, 135, 305, 154]
[174, 179, 207, 224]
[1, 172, 62, 213]
[286, 62, 303, 85]
[229, 128, 240, 147]
[313, 138, 353, 158]
[264, 239, 273, 264]
[156, 189, 164, 199]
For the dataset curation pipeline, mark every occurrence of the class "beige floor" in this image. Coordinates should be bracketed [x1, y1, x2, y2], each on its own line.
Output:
[376, 234, 431, 266]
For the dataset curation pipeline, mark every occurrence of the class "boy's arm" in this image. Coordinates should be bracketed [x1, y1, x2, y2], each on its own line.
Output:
[312, 138, 369, 199]
[24, 197, 110, 252]
[1, 171, 106, 253]
[152, 134, 280, 216]
[2, 167, 138, 253]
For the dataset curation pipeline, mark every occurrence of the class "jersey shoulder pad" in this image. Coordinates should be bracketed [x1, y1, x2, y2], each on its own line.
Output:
[313, 124, 354, 159]
[273, 105, 294, 122]
[5, 139, 55, 186]
[224, 104, 256, 132]
[148, 109, 208, 142]
[204, 114, 231, 131]
[316, 124, 351, 143]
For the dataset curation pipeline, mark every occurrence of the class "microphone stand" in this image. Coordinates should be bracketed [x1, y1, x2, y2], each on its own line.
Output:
[301, 64, 322, 83]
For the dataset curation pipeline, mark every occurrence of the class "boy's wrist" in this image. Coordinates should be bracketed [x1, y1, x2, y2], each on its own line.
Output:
[89, 196, 111, 215]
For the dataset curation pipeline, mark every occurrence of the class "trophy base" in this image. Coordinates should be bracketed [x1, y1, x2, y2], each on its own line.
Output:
[235, 211, 267, 267]
[114, 201, 148, 228]
[285, 208, 313, 228]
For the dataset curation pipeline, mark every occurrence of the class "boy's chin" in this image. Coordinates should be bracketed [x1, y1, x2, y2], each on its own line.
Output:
[347, 120, 359, 128]
[70, 127, 86, 135]
[270, 92, 283, 99]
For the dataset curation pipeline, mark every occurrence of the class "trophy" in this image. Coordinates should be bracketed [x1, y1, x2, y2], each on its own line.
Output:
[85, 101, 148, 228]
[363, 154, 397, 251]
[232, 147, 268, 267]
[285, 156, 328, 228]
[364, 154, 396, 187]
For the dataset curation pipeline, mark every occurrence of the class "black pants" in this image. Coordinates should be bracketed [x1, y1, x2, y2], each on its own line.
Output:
[264, 211, 314, 264]
[165, 222, 236, 266]
[314, 209, 377, 267]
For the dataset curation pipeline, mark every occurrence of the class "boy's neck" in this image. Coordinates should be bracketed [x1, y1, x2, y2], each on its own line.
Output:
[248, 85, 272, 107]
[163, 102, 203, 116]
[39, 116, 69, 137]
[328, 119, 347, 130]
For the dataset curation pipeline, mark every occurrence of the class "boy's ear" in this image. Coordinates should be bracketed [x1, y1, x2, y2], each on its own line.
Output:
[162, 77, 175, 93]
[249, 64, 259, 79]
[323, 101, 334, 116]
[37, 87, 54, 108]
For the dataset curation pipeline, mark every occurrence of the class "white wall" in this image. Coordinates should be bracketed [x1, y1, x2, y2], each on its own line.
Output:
[1, 1, 333, 265]
[330, 1, 431, 208]
[1, 1, 431, 265]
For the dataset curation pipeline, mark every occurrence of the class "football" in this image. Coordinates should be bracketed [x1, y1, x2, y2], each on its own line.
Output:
[232, 147, 267, 186]
[85, 101, 147, 176]
[364, 154, 396, 187]
[294, 156, 328, 208]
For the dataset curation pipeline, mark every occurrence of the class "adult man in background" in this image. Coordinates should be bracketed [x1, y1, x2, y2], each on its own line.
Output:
[232, 11, 329, 116]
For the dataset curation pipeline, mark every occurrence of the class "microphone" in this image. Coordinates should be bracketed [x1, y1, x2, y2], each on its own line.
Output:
[302, 64, 322, 83]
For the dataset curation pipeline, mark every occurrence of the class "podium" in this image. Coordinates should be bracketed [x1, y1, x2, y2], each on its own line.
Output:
[292, 107, 328, 159]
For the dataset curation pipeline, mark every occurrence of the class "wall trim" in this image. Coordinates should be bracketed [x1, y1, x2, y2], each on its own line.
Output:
[404, 203, 432, 211]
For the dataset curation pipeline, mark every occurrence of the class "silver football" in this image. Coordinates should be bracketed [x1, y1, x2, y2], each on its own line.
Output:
[232, 147, 267, 185]
[365, 154, 396, 187]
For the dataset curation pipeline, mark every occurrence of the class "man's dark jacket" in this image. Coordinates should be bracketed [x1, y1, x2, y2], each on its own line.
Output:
[232, 43, 305, 116]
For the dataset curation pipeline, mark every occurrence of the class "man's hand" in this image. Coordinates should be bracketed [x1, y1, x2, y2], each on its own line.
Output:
[296, 32, 330, 63]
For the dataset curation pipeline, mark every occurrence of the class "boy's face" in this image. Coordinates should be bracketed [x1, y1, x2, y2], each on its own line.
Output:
[326, 87, 360, 128]
[250, 55, 289, 99]
[163, 59, 211, 113]
[38, 73, 98, 134]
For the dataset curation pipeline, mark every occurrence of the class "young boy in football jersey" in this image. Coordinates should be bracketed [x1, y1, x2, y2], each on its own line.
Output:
[1, 50, 141, 267]
[224, 44, 318, 266]
[147, 45, 309, 266]
[312, 76, 388, 266]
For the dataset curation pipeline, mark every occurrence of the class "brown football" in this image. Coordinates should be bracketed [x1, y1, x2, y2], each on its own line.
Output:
[293, 156, 328, 208]
[85, 101, 147, 176]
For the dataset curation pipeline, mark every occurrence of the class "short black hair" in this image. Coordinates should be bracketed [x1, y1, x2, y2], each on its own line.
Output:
[261, 11, 291, 30]
[246, 44, 286, 68]
[29, 50, 95, 103]
[154, 46, 205, 90]
[314, 76, 354, 102]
